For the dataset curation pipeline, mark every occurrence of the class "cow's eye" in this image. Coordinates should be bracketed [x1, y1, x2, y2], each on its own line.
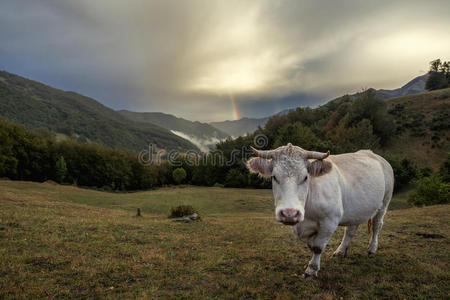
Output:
[272, 175, 279, 184]
[301, 175, 308, 183]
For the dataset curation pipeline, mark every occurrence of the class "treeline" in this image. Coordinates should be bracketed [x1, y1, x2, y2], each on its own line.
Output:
[0, 120, 175, 191]
[426, 58, 450, 91]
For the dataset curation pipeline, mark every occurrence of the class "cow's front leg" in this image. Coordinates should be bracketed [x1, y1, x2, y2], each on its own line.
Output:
[304, 221, 338, 278]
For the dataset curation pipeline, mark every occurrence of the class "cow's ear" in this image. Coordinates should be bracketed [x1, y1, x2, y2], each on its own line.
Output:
[307, 159, 332, 177]
[247, 157, 273, 177]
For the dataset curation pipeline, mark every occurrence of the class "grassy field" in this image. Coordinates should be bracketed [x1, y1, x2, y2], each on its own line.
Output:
[0, 180, 449, 299]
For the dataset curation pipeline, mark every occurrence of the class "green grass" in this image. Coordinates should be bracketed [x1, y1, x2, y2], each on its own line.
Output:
[0, 180, 448, 299]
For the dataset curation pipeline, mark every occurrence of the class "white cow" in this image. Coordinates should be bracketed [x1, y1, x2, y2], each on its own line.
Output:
[247, 143, 394, 278]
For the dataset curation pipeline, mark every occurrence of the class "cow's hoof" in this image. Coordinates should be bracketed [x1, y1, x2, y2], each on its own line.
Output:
[302, 273, 317, 280]
[368, 251, 376, 257]
[303, 269, 318, 279]
[333, 249, 347, 258]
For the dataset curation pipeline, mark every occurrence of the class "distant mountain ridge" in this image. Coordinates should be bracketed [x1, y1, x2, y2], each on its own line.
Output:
[209, 117, 269, 137]
[118, 110, 229, 151]
[376, 74, 428, 99]
[0, 71, 198, 152]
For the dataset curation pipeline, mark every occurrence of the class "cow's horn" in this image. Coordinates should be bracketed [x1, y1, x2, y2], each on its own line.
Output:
[250, 146, 273, 159]
[305, 150, 330, 160]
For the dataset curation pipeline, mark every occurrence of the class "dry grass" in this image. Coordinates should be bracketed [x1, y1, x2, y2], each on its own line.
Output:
[0, 180, 449, 299]
[386, 88, 450, 170]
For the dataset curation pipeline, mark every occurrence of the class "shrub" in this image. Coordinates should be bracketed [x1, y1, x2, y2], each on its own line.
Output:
[384, 154, 418, 191]
[419, 167, 433, 178]
[168, 205, 198, 218]
[172, 167, 187, 184]
[439, 183, 450, 203]
[439, 153, 450, 182]
[408, 175, 449, 206]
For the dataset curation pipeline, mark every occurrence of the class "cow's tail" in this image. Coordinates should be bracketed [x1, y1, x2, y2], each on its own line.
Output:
[367, 218, 373, 235]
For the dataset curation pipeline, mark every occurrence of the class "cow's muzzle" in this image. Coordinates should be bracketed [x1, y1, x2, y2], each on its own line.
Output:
[277, 208, 301, 225]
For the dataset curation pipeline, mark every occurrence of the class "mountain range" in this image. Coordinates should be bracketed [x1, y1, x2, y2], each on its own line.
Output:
[0, 70, 429, 152]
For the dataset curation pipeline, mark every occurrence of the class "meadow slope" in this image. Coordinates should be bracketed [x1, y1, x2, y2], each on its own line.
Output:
[0, 180, 449, 299]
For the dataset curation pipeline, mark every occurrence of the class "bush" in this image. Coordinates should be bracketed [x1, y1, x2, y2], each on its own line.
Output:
[439, 153, 450, 182]
[408, 175, 449, 206]
[168, 205, 198, 218]
[172, 167, 187, 184]
[419, 167, 433, 178]
[384, 154, 418, 191]
[439, 183, 450, 203]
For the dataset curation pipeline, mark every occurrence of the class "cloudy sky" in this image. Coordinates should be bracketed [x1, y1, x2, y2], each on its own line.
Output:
[1, 0, 449, 122]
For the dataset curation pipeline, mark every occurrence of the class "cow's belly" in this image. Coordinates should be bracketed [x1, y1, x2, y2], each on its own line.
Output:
[338, 172, 385, 225]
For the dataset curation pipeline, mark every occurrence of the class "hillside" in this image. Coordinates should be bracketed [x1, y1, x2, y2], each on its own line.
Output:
[0, 180, 448, 298]
[385, 88, 450, 169]
[0, 71, 197, 152]
[119, 110, 229, 151]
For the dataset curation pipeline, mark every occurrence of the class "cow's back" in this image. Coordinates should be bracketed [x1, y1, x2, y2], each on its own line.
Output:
[329, 150, 391, 225]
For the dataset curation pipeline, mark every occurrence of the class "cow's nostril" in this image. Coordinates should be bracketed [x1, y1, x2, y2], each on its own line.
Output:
[280, 209, 300, 219]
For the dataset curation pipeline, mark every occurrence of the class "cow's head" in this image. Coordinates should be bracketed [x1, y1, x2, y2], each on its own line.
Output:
[247, 143, 331, 225]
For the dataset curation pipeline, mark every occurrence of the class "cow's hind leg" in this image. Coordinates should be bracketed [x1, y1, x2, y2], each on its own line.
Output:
[333, 225, 358, 257]
[368, 208, 387, 255]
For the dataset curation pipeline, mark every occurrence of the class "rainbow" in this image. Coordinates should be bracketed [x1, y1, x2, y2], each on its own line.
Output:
[230, 94, 240, 120]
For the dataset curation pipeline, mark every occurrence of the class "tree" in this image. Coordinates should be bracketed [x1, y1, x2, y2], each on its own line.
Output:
[430, 59, 442, 72]
[332, 118, 380, 152]
[346, 91, 394, 145]
[440, 61, 450, 77]
[55, 156, 67, 183]
[224, 168, 248, 188]
[426, 59, 450, 90]
[426, 72, 448, 91]
[172, 167, 187, 184]
[274, 121, 320, 149]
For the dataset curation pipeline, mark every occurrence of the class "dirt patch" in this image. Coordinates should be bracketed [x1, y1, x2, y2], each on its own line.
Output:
[415, 232, 445, 239]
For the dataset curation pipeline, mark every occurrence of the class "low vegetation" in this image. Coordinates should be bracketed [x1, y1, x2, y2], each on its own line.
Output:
[169, 205, 198, 218]
[0, 180, 448, 298]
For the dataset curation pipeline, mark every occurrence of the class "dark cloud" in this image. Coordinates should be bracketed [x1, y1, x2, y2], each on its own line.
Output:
[1, 0, 449, 121]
